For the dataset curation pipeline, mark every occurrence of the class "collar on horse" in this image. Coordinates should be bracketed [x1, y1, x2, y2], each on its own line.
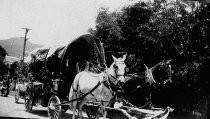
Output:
[84, 60, 106, 73]
[107, 74, 124, 93]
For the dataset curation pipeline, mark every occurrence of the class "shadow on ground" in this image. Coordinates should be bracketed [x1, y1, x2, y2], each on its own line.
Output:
[30, 109, 88, 119]
[30, 109, 48, 118]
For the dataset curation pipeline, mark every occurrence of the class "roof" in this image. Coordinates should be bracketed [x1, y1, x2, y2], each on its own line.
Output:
[5, 56, 20, 64]
[28, 46, 50, 62]
[46, 45, 65, 59]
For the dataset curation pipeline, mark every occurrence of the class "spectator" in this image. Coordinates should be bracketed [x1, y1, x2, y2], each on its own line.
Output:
[0, 45, 7, 81]
[0, 45, 6, 62]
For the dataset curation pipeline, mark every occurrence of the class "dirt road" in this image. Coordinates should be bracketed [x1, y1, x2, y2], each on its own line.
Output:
[0, 94, 88, 119]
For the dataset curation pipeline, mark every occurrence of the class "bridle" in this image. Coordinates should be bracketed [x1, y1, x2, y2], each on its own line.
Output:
[164, 64, 172, 84]
[109, 60, 126, 84]
[158, 61, 172, 85]
[104, 60, 126, 96]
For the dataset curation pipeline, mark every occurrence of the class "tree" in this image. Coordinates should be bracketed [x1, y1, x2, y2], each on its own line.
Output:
[0, 45, 7, 62]
[89, 0, 210, 112]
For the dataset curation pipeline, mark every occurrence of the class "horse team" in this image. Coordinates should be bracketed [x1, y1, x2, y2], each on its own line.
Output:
[0, 34, 173, 119]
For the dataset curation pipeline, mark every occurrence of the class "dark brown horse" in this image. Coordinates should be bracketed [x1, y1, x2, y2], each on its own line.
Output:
[122, 60, 172, 108]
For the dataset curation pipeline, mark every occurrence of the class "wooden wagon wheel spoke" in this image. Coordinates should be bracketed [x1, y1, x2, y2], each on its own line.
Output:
[48, 95, 62, 119]
[54, 108, 61, 112]
[54, 110, 60, 117]
[49, 110, 54, 117]
[54, 113, 57, 119]
[53, 110, 60, 119]
[50, 111, 55, 119]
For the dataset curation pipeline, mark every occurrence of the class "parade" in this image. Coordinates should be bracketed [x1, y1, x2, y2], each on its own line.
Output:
[1, 0, 210, 119]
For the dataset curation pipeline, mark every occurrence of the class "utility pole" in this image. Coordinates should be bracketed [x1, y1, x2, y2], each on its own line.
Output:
[21, 28, 31, 63]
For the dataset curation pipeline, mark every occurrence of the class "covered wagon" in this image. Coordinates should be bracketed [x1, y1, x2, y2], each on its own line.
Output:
[23, 34, 106, 119]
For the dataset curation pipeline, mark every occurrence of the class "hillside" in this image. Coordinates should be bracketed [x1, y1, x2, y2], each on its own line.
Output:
[0, 37, 43, 57]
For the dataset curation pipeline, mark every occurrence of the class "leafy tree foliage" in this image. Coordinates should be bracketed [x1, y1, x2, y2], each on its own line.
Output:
[89, 0, 210, 112]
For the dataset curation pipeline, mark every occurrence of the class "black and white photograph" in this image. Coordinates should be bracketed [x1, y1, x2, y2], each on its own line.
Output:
[0, 0, 210, 119]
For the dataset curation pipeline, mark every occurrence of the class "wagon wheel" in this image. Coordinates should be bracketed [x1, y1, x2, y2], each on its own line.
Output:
[25, 96, 33, 112]
[85, 105, 100, 119]
[48, 95, 62, 119]
[15, 88, 20, 103]
[1, 88, 5, 97]
[2, 87, 7, 97]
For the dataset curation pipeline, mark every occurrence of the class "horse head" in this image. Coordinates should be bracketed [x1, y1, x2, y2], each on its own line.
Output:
[151, 59, 173, 86]
[162, 59, 173, 84]
[121, 59, 172, 108]
[107, 54, 127, 84]
[69, 54, 127, 119]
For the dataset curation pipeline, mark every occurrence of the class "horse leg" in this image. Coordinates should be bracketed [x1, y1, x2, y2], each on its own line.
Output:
[149, 92, 154, 108]
[77, 98, 88, 119]
[69, 73, 81, 119]
[100, 102, 108, 119]
[72, 99, 77, 119]
[72, 90, 80, 119]
[69, 84, 78, 119]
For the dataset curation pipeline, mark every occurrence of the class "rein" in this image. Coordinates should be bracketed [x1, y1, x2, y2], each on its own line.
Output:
[55, 80, 102, 106]
[55, 71, 118, 106]
[102, 78, 116, 99]
[56, 69, 123, 106]
[55, 57, 125, 106]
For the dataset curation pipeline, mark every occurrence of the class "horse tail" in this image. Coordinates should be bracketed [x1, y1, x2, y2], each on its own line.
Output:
[68, 85, 74, 109]
[69, 72, 82, 109]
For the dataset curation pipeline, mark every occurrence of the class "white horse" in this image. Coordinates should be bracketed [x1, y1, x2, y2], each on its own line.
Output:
[69, 55, 126, 119]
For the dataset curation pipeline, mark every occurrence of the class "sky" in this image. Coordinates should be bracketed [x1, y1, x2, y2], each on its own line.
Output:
[0, 0, 143, 46]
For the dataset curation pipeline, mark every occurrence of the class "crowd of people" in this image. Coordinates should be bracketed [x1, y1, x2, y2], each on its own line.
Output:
[0, 45, 31, 96]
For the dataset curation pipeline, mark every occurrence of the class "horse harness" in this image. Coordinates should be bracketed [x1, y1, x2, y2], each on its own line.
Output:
[57, 61, 123, 106]
[70, 71, 119, 104]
